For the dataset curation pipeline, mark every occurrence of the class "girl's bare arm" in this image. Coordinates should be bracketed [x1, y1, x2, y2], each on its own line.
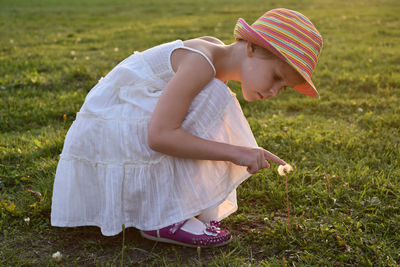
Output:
[148, 51, 285, 173]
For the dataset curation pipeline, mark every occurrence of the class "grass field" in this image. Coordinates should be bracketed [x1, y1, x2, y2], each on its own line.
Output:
[1, 0, 399, 265]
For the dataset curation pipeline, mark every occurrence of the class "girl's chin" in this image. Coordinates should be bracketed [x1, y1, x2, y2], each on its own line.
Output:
[242, 90, 258, 102]
[243, 96, 258, 102]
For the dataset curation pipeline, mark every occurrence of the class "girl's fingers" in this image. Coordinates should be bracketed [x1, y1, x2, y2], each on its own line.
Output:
[261, 153, 269, 169]
[264, 160, 270, 169]
[259, 152, 269, 170]
[263, 150, 286, 165]
[244, 148, 283, 174]
[258, 151, 264, 170]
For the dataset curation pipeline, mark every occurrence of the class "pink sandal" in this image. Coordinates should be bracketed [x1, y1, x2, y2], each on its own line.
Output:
[140, 218, 232, 248]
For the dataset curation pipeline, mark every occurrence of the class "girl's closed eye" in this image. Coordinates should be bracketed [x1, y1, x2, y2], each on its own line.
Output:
[273, 74, 281, 81]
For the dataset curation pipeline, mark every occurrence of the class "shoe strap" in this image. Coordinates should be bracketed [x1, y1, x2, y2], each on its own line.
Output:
[169, 219, 188, 235]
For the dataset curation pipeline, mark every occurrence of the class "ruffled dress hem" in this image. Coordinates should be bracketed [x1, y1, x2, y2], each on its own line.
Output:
[51, 170, 249, 236]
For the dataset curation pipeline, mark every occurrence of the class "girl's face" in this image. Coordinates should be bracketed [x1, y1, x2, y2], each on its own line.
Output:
[240, 52, 305, 102]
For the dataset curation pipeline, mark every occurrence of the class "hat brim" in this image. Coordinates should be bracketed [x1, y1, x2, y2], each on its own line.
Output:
[235, 18, 320, 98]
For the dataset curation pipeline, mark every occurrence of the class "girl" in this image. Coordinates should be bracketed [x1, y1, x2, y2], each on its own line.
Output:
[51, 8, 323, 248]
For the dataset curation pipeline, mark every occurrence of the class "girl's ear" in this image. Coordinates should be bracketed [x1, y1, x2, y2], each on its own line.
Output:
[246, 41, 256, 57]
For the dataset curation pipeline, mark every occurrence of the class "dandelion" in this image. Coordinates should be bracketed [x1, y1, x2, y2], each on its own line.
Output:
[277, 164, 294, 176]
[85, 56, 90, 60]
[277, 164, 294, 230]
[52, 251, 62, 263]
[24, 217, 30, 225]
[114, 47, 119, 52]
[70, 50, 76, 56]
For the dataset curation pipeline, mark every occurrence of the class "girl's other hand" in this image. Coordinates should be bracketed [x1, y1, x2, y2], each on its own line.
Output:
[232, 147, 286, 174]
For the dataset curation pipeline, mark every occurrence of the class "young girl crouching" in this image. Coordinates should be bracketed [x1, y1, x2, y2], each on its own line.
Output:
[51, 8, 323, 248]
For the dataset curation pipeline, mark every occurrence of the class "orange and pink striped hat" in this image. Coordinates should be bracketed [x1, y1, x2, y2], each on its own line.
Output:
[234, 8, 323, 98]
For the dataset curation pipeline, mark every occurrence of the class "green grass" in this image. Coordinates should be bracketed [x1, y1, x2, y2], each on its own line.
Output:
[1, 0, 399, 265]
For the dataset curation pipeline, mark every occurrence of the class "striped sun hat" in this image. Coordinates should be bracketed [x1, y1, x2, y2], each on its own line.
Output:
[234, 8, 323, 98]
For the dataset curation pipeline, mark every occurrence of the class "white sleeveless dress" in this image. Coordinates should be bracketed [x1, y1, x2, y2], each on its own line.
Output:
[51, 40, 258, 236]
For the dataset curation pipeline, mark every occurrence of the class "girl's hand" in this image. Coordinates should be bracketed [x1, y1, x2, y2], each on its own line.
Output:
[231, 147, 286, 174]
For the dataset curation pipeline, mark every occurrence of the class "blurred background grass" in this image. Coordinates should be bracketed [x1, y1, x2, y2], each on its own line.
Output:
[0, 0, 399, 265]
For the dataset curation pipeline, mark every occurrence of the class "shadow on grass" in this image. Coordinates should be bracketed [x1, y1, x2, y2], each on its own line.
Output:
[48, 225, 233, 265]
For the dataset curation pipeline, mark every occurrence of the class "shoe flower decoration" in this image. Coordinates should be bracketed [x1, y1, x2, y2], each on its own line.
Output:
[204, 220, 222, 236]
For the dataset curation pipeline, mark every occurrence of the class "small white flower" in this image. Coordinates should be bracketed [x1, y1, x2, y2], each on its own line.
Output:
[277, 164, 294, 176]
[52, 251, 62, 263]
[10, 39, 14, 44]
[114, 47, 119, 52]
[70, 50, 76, 56]
[24, 217, 30, 224]
[357, 107, 363, 112]
[85, 56, 90, 60]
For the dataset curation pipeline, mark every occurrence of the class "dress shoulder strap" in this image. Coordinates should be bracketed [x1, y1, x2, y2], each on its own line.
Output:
[173, 40, 217, 76]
